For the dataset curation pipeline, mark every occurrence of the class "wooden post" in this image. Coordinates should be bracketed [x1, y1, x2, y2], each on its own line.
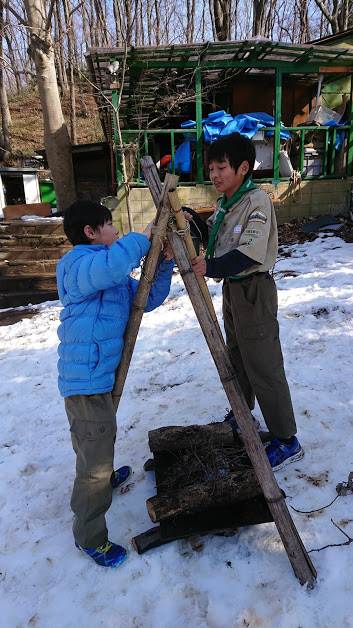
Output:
[142, 157, 316, 587]
[111, 172, 179, 411]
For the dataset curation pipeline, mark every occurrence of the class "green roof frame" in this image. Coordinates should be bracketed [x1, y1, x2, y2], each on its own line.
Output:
[86, 39, 353, 186]
[87, 39, 353, 140]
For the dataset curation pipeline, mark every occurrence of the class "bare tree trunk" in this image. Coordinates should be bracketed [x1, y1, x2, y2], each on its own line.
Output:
[154, 0, 161, 44]
[23, 0, 76, 211]
[4, 26, 22, 93]
[186, 0, 196, 42]
[212, 0, 231, 40]
[89, 0, 99, 46]
[62, 0, 77, 143]
[113, 0, 123, 45]
[252, 0, 267, 36]
[54, 3, 68, 95]
[94, 0, 110, 45]
[0, 0, 11, 159]
[124, 0, 133, 44]
[140, 0, 145, 44]
[296, 0, 310, 42]
[81, 3, 90, 47]
[208, 0, 217, 39]
[147, 0, 153, 44]
[312, 0, 348, 34]
[233, 0, 239, 38]
[201, 0, 206, 40]
[134, 0, 141, 44]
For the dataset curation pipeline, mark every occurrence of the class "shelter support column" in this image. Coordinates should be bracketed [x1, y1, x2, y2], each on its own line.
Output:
[347, 74, 353, 177]
[273, 68, 282, 183]
[195, 67, 204, 184]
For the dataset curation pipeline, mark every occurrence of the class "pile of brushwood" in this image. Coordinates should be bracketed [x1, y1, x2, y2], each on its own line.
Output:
[278, 214, 353, 253]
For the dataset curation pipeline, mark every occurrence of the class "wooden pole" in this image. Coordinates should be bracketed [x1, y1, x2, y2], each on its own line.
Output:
[111, 173, 179, 411]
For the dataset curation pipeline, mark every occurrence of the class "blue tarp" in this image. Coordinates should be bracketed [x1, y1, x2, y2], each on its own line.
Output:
[181, 110, 291, 143]
[174, 111, 291, 173]
[173, 138, 192, 173]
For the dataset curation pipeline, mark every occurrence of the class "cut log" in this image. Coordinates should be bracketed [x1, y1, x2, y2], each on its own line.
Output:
[159, 495, 274, 540]
[148, 422, 237, 453]
[132, 496, 275, 554]
[146, 469, 261, 523]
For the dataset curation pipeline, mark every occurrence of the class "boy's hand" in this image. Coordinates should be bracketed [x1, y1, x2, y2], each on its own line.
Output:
[163, 241, 174, 261]
[192, 255, 207, 276]
[143, 220, 154, 240]
[183, 211, 193, 222]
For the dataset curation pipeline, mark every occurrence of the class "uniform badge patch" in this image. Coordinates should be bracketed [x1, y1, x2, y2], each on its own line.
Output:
[233, 224, 242, 233]
[248, 210, 267, 224]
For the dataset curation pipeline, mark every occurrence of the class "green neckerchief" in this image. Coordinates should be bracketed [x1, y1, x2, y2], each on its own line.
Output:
[205, 178, 257, 259]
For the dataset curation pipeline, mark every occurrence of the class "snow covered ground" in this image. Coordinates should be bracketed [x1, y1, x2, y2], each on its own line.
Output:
[1, 234, 353, 628]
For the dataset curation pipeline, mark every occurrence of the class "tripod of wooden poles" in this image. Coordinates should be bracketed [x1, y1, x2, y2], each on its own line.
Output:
[111, 156, 316, 587]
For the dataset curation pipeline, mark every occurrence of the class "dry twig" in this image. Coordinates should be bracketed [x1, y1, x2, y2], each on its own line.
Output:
[309, 519, 353, 553]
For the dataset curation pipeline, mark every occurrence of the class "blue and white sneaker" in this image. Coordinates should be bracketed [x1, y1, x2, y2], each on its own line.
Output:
[75, 540, 127, 568]
[266, 437, 304, 471]
[110, 465, 132, 489]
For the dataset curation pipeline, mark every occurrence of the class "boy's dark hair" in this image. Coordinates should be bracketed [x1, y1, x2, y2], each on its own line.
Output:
[208, 132, 256, 180]
[63, 200, 112, 245]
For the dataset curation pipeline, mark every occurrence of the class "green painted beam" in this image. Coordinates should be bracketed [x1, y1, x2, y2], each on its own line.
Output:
[330, 128, 337, 175]
[347, 75, 353, 177]
[195, 67, 203, 184]
[322, 128, 329, 175]
[109, 59, 353, 72]
[273, 68, 282, 183]
[300, 129, 305, 173]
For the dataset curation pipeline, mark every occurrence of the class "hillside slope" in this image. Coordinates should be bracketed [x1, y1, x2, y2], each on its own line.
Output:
[8, 86, 104, 157]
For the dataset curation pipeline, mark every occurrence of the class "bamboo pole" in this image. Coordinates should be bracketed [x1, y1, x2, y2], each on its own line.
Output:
[111, 173, 179, 411]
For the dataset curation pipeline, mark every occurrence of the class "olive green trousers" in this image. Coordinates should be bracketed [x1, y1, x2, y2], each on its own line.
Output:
[65, 392, 116, 548]
[223, 273, 297, 440]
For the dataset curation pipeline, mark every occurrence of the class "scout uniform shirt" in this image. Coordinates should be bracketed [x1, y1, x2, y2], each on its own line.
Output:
[207, 188, 278, 278]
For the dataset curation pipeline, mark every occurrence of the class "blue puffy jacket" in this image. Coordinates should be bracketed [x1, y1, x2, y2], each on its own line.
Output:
[56, 232, 173, 397]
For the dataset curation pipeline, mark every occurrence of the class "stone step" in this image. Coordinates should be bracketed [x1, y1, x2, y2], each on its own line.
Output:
[0, 220, 64, 236]
[0, 246, 71, 261]
[0, 234, 69, 247]
[0, 290, 59, 309]
[0, 274, 57, 292]
[0, 260, 58, 276]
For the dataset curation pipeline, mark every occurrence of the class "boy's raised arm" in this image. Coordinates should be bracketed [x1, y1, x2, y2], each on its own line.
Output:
[72, 232, 151, 297]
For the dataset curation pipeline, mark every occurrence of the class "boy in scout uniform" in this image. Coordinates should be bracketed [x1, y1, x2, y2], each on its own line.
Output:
[190, 132, 303, 471]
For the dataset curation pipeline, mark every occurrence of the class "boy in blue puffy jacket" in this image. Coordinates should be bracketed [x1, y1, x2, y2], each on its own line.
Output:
[56, 200, 173, 568]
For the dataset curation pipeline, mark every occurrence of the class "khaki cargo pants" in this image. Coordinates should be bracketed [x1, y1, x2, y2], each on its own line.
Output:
[65, 392, 116, 548]
[223, 272, 297, 440]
